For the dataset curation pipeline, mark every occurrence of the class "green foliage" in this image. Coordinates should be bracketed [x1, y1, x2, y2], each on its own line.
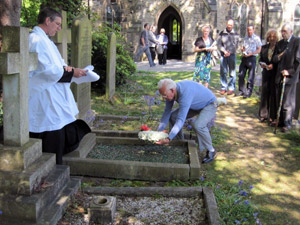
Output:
[20, 0, 42, 27]
[20, 0, 88, 28]
[91, 23, 136, 93]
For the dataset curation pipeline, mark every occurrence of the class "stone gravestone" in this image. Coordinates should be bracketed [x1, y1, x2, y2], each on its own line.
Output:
[0, 26, 80, 224]
[51, 10, 71, 62]
[0, 27, 36, 146]
[106, 32, 116, 101]
[71, 15, 92, 120]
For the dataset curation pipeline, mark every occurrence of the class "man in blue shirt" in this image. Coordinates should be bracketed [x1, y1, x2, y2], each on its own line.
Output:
[238, 25, 262, 98]
[156, 79, 217, 163]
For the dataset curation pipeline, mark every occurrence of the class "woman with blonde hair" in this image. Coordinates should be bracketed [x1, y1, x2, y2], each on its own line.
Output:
[258, 29, 279, 124]
[193, 25, 217, 88]
[157, 28, 169, 65]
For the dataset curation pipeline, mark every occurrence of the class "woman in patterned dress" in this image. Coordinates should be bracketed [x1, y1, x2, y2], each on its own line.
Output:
[193, 25, 216, 88]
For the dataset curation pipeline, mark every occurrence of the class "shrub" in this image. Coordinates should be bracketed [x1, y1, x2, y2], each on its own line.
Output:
[91, 23, 136, 93]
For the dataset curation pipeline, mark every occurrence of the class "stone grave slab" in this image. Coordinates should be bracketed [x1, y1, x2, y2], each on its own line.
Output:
[82, 186, 220, 225]
[63, 131, 201, 181]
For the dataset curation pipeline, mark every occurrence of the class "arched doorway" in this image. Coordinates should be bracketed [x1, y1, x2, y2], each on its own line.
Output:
[158, 6, 182, 60]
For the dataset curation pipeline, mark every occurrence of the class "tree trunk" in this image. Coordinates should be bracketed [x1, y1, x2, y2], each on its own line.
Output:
[0, 0, 22, 51]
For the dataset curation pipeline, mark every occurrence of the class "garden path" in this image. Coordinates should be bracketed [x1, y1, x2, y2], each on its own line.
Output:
[136, 59, 220, 72]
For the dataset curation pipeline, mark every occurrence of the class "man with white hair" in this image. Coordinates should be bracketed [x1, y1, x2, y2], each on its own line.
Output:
[156, 79, 217, 163]
[273, 23, 300, 132]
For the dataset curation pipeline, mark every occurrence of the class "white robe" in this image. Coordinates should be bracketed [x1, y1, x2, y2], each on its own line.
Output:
[28, 26, 78, 132]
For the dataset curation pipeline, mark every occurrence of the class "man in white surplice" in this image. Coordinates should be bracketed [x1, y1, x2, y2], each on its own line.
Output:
[29, 8, 91, 164]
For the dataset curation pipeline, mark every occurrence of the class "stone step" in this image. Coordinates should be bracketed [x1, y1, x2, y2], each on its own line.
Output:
[37, 177, 81, 225]
[64, 132, 96, 158]
[0, 153, 56, 195]
[0, 165, 72, 224]
[0, 138, 42, 171]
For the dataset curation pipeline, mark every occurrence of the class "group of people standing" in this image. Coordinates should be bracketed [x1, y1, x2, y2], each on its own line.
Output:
[259, 24, 300, 132]
[193, 19, 300, 133]
[193, 19, 262, 98]
[134, 23, 169, 66]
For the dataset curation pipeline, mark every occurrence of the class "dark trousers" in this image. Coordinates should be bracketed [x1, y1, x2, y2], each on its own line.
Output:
[275, 82, 297, 127]
[238, 56, 257, 96]
[30, 119, 91, 164]
[149, 47, 156, 62]
[259, 69, 276, 121]
[158, 49, 167, 65]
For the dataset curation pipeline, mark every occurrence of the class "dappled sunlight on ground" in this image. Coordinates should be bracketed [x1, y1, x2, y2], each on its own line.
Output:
[213, 88, 300, 224]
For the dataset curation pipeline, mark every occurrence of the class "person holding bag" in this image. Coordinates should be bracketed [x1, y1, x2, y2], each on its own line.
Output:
[193, 25, 217, 88]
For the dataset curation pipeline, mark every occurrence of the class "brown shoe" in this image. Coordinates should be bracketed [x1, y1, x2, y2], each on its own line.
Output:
[227, 90, 234, 95]
[220, 90, 226, 95]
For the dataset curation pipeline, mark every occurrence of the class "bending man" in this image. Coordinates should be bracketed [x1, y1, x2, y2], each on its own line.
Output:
[156, 79, 217, 163]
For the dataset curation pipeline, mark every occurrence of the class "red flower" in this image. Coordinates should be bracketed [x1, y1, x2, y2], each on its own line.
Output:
[140, 124, 151, 131]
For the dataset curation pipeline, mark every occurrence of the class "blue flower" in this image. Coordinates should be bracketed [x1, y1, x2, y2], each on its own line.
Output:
[256, 218, 262, 224]
[234, 199, 241, 204]
[242, 218, 247, 222]
[253, 212, 259, 218]
[99, 119, 104, 123]
[123, 116, 128, 120]
[249, 185, 254, 190]
[238, 180, 244, 186]
[200, 176, 205, 181]
[0, 210, 2, 215]
[187, 125, 193, 130]
[141, 112, 147, 115]
[239, 190, 247, 196]
[235, 220, 241, 224]
[244, 200, 250, 205]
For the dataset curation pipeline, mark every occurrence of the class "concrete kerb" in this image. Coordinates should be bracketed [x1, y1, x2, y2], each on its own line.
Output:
[83, 186, 221, 225]
[63, 135, 200, 181]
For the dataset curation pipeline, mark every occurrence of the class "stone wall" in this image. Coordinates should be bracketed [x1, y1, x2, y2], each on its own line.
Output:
[85, 0, 300, 62]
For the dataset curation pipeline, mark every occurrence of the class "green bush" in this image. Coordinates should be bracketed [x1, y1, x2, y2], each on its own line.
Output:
[91, 23, 136, 93]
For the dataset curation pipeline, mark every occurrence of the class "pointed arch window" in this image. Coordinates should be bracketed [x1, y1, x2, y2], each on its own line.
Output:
[294, 4, 300, 36]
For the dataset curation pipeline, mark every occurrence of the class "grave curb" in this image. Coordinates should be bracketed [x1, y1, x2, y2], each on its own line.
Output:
[83, 186, 220, 225]
[64, 135, 201, 181]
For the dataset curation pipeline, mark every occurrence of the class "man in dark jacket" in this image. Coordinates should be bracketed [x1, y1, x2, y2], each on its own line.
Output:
[273, 23, 300, 132]
[217, 19, 240, 95]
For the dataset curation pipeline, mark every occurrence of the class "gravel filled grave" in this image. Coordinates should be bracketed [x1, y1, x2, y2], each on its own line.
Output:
[58, 192, 207, 225]
[87, 143, 189, 164]
[114, 196, 206, 225]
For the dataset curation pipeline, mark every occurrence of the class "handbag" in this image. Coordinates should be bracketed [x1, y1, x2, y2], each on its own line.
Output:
[156, 44, 163, 54]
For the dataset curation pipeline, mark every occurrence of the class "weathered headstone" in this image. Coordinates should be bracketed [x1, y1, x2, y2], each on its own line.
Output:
[51, 10, 71, 62]
[0, 26, 80, 225]
[0, 27, 37, 146]
[106, 32, 116, 100]
[71, 15, 92, 120]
